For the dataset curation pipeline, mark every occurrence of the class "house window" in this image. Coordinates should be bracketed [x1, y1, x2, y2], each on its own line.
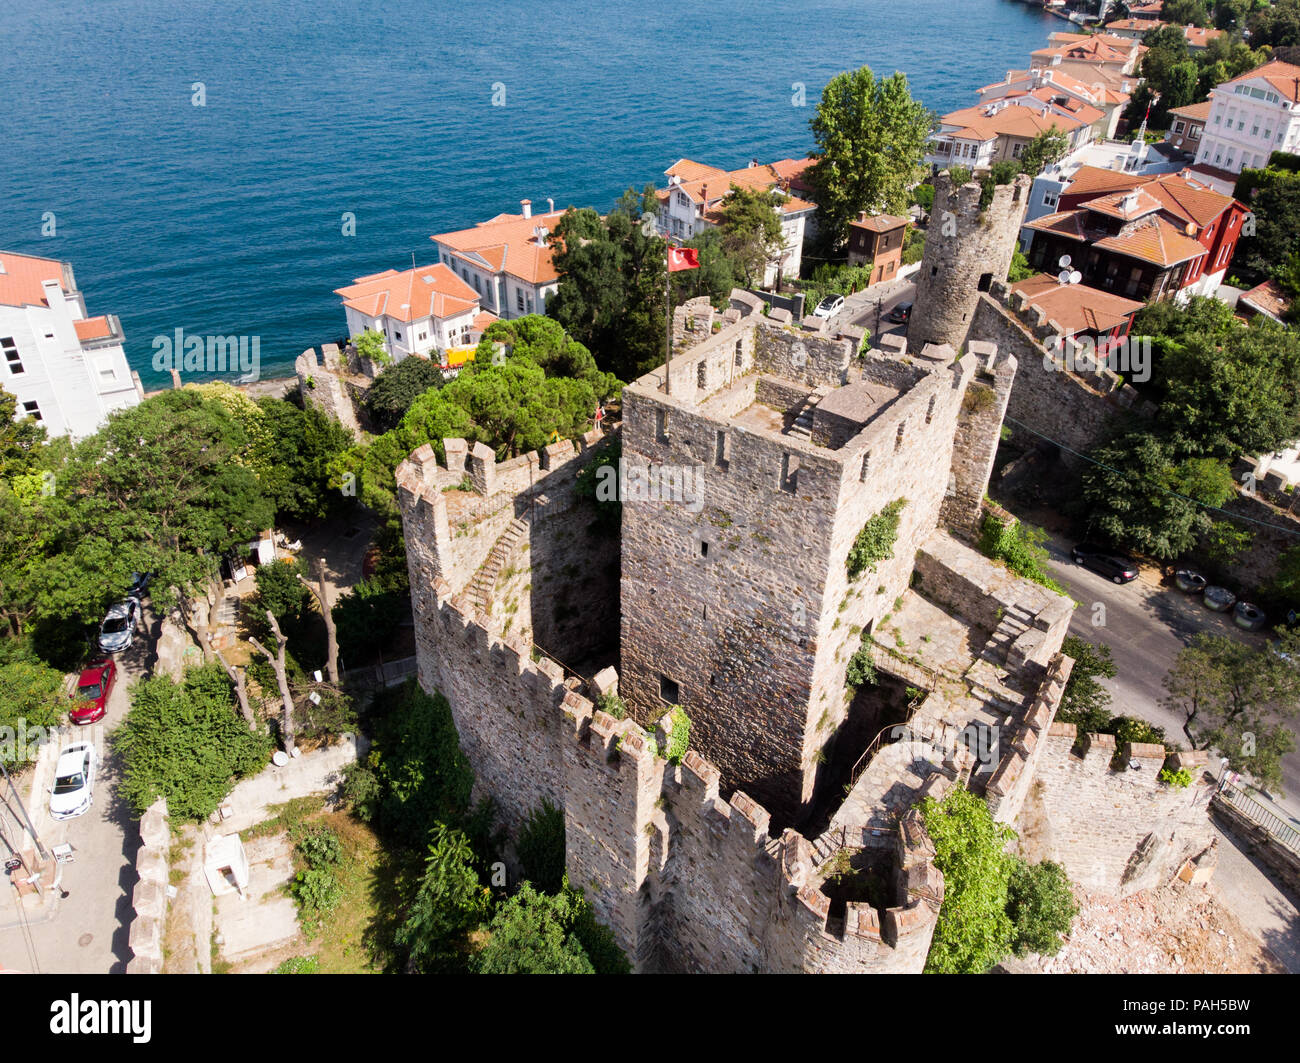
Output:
[516, 289, 525, 313]
[1173, 121, 1184, 134]
[21, 400, 41, 422]
[659, 675, 680, 704]
[1042, 191, 1058, 209]
[1, 337, 22, 375]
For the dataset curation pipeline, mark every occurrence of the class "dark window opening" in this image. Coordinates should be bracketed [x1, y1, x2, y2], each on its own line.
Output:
[659, 675, 680, 703]
[780, 452, 799, 493]
[656, 408, 669, 443]
[700, 541, 709, 557]
[977, 272, 993, 292]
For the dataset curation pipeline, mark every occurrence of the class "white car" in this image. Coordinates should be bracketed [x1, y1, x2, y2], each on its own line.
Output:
[811, 294, 845, 319]
[50, 742, 97, 820]
[98, 596, 141, 653]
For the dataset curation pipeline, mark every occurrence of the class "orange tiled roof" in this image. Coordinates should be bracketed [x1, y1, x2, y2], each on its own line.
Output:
[1183, 26, 1224, 48]
[1062, 165, 1147, 200]
[1011, 273, 1144, 334]
[850, 213, 908, 233]
[1239, 279, 1292, 320]
[1141, 172, 1236, 228]
[0, 250, 66, 309]
[1025, 87, 1105, 124]
[1083, 186, 1165, 221]
[1169, 100, 1211, 122]
[1025, 209, 1095, 241]
[1104, 18, 1164, 33]
[1095, 214, 1207, 267]
[939, 102, 1087, 141]
[335, 264, 481, 324]
[431, 210, 565, 286]
[73, 316, 113, 341]
[1033, 35, 1144, 66]
[665, 160, 817, 220]
[1222, 60, 1300, 103]
[472, 309, 499, 333]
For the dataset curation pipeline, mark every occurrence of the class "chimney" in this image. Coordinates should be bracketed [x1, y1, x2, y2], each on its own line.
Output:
[532, 225, 548, 245]
[521, 199, 532, 219]
[546, 197, 555, 213]
[858, 210, 869, 222]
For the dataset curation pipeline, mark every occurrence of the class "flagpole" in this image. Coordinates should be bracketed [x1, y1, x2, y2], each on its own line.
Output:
[665, 241, 672, 396]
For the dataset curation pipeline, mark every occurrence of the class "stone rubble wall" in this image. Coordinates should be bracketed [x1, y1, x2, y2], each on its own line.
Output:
[294, 344, 363, 440]
[1030, 724, 1214, 896]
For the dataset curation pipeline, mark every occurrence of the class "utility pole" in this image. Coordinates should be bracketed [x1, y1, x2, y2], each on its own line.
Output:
[0, 757, 47, 861]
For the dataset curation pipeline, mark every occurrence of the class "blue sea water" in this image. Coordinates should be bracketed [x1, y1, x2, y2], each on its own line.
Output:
[0, 0, 1056, 390]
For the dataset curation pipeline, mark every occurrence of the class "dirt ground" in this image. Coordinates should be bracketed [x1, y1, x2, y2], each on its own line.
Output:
[1014, 876, 1287, 974]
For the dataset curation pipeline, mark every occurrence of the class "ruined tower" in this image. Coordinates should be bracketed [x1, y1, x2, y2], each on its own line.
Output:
[909, 171, 1031, 352]
[617, 296, 1001, 825]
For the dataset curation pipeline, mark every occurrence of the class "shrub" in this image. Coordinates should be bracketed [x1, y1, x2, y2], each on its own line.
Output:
[595, 692, 627, 719]
[664, 705, 691, 764]
[978, 514, 1066, 595]
[471, 882, 628, 975]
[273, 955, 319, 974]
[847, 499, 907, 580]
[845, 644, 878, 690]
[116, 663, 271, 820]
[1006, 859, 1078, 957]
[296, 825, 342, 868]
[395, 823, 491, 973]
[1158, 766, 1192, 788]
[1057, 636, 1117, 735]
[920, 788, 1015, 974]
[290, 866, 342, 935]
[331, 577, 410, 665]
[517, 799, 566, 895]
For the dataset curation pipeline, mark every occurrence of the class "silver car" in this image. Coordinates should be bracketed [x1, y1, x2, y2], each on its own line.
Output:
[49, 742, 97, 820]
[98, 596, 141, 653]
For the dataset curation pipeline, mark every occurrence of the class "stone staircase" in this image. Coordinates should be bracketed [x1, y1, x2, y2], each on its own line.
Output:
[467, 516, 528, 615]
[985, 603, 1036, 665]
[786, 386, 832, 441]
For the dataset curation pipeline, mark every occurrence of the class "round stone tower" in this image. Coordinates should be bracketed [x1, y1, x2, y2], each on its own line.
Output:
[909, 171, 1032, 352]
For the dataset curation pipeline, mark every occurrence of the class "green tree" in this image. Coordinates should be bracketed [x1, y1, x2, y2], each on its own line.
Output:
[547, 188, 668, 381]
[920, 788, 1015, 974]
[471, 882, 629, 974]
[0, 386, 47, 479]
[0, 652, 66, 767]
[808, 66, 932, 252]
[354, 328, 390, 367]
[672, 227, 738, 307]
[1164, 0, 1212, 24]
[1081, 431, 1235, 560]
[365, 357, 445, 433]
[116, 663, 271, 820]
[716, 185, 785, 287]
[1058, 635, 1118, 735]
[1018, 128, 1069, 177]
[331, 577, 410, 665]
[1249, 0, 1300, 47]
[254, 398, 355, 522]
[1006, 859, 1078, 957]
[1161, 630, 1300, 791]
[1234, 163, 1300, 287]
[395, 824, 491, 973]
[516, 799, 566, 895]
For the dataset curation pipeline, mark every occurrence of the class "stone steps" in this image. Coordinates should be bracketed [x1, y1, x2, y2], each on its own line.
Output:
[468, 516, 528, 615]
[787, 387, 831, 440]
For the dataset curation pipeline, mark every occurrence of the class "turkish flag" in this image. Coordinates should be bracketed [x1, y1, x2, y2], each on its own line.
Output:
[667, 246, 700, 272]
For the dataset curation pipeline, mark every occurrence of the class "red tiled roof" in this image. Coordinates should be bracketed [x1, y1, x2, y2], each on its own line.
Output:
[1183, 26, 1224, 48]
[335, 264, 480, 324]
[938, 102, 1087, 141]
[1011, 273, 1144, 334]
[1062, 165, 1147, 200]
[1239, 279, 1292, 320]
[664, 159, 817, 220]
[1095, 214, 1207, 267]
[1168, 100, 1211, 122]
[431, 210, 565, 286]
[73, 316, 113, 341]
[472, 309, 499, 333]
[0, 250, 66, 309]
[850, 213, 908, 233]
[1222, 60, 1300, 103]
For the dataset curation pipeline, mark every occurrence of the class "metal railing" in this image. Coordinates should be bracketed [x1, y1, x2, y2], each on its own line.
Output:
[1218, 782, 1300, 854]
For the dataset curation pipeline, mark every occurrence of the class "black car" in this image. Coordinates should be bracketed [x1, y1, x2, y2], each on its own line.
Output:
[885, 301, 913, 324]
[1071, 542, 1139, 584]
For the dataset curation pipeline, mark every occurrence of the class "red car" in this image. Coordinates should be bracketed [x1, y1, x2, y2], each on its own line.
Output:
[70, 660, 116, 724]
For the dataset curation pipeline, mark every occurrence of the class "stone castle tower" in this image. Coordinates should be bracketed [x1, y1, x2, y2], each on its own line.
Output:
[617, 295, 1013, 825]
[909, 171, 1032, 352]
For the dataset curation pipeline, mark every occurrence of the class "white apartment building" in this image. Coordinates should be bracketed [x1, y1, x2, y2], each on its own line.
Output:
[335, 263, 496, 363]
[1195, 60, 1300, 175]
[431, 200, 562, 320]
[0, 250, 142, 439]
[654, 159, 815, 288]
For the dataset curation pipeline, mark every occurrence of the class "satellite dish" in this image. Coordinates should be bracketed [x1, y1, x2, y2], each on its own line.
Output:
[1069, 270, 1082, 285]
[1058, 270, 1072, 285]
[1058, 254, 1072, 268]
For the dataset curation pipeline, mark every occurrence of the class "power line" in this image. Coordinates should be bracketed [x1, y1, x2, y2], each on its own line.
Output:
[1002, 415, 1300, 540]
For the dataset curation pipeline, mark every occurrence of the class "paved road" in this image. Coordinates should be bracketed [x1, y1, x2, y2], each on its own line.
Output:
[0, 609, 158, 973]
[1039, 535, 1300, 827]
[827, 278, 916, 340]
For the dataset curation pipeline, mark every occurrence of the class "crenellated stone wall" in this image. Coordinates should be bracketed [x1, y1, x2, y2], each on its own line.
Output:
[1028, 723, 1215, 896]
[295, 344, 363, 440]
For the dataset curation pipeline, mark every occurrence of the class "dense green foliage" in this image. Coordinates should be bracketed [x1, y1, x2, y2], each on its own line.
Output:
[979, 514, 1066, 594]
[547, 188, 670, 381]
[847, 498, 907, 580]
[516, 799, 566, 895]
[365, 357, 446, 432]
[290, 825, 345, 936]
[800, 262, 878, 315]
[1234, 161, 1300, 297]
[471, 882, 628, 974]
[1161, 630, 1300, 791]
[664, 705, 691, 764]
[845, 643, 878, 690]
[1123, 23, 1266, 130]
[395, 823, 491, 973]
[0, 642, 68, 767]
[808, 65, 932, 252]
[717, 185, 786, 287]
[1006, 860, 1078, 958]
[342, 679, 476, 848]
[1057, 636, 1118, 735]
[331, 576, 410, 665]
[116, 663, 271, 820]
[920, 789, 1016, 973]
